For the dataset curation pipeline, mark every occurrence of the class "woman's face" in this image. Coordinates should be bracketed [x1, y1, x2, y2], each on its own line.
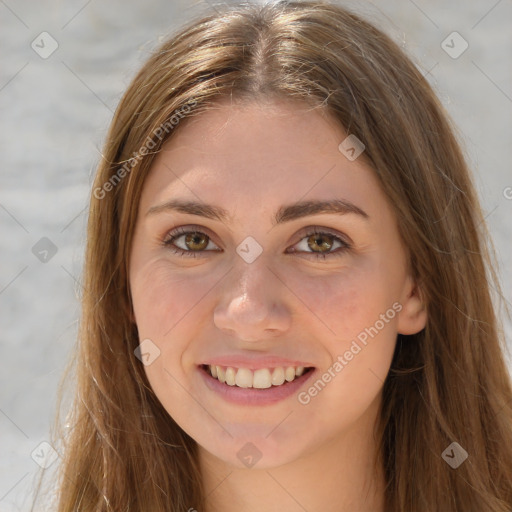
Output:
[129, 99, 427, 469]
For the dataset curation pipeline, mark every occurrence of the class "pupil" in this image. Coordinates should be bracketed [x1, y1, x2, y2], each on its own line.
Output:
[186, 232, 207, 250]
[310, 234, 332, 252]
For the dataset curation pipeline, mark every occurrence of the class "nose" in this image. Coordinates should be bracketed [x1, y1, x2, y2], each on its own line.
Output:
[213, 259, 292, 342]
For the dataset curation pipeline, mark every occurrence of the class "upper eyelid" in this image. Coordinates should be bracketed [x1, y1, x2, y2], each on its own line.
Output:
[163, 224, 351, 248]
[163, 224, 218, 244]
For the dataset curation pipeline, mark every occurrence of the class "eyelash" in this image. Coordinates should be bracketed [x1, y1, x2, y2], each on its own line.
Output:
[162, 225, 351, 260]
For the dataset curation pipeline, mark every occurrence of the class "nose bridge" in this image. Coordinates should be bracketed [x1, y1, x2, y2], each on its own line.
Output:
[213, 255, 290, 340]
[231, 263, 269, 320]
[225, 255, 273, 319]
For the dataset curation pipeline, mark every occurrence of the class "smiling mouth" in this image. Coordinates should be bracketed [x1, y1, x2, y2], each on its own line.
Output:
[200, 364, 315, 389]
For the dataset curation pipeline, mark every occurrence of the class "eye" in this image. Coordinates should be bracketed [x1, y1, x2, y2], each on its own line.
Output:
[163, 225, 351, 260]
[163, 225, 220, 258]
[287, 227, 351, 260]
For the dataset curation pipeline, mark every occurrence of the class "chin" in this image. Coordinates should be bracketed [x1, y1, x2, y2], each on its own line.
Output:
[199, 430, 311, 471]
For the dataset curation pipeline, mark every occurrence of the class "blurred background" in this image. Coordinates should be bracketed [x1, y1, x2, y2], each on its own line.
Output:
[1, 0, 511, 509]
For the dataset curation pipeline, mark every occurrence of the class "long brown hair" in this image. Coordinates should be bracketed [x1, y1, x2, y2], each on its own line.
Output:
[35, 1, 512, 510]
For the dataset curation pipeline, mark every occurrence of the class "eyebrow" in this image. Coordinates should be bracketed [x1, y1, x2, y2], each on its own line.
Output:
[146, 198, 369, 225]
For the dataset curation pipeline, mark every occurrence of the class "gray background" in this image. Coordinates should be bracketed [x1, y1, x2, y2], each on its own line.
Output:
[1, 0, 511, 510]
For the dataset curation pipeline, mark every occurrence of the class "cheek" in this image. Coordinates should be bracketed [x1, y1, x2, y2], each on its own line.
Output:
[130, 258, 232, 395]
[284, 260, 398, 400]
[130, 259, 219, 412]
[131, 258, 215, 339]
[283, 259, 395, 344]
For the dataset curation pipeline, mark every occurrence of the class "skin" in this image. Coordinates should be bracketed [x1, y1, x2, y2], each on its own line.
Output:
[129, 98, 427, 512]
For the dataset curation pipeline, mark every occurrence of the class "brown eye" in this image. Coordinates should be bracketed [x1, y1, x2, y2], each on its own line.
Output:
[183, 232, 209, 251]
[163, 225, 350, 260]
[307, 233, 335, 253]
[288, 227, 351, 260]
[163, 226, 220, 258]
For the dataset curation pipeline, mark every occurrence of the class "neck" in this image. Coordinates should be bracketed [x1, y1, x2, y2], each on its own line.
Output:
[199, 398, 386, 512]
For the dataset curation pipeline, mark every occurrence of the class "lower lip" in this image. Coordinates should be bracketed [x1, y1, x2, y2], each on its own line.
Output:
[198, 365, 316, 406]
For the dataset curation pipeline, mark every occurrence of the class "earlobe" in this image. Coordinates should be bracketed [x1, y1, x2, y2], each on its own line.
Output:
[397, 278, 428, 335]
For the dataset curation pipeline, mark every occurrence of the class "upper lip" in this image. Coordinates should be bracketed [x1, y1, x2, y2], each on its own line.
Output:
[200, 356, 315, 370]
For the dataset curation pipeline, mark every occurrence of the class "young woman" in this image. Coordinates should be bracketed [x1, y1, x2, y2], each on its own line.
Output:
[38, 1, 512, 510]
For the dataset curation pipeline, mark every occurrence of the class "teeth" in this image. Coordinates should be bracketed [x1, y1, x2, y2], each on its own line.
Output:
[206, 364, 310, 388]
[253, 369, 272, 389]
[285, 366, 296, 382]
[225, 367, 236, 386]
[271, 367, 285, 386]
[235, 368, 253, 388]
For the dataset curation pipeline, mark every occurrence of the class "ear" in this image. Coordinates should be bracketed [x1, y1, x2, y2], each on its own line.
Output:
[396, 275, 427, 335]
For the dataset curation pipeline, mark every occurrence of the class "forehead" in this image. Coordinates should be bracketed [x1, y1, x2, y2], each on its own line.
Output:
[138, 99, 391, 227]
